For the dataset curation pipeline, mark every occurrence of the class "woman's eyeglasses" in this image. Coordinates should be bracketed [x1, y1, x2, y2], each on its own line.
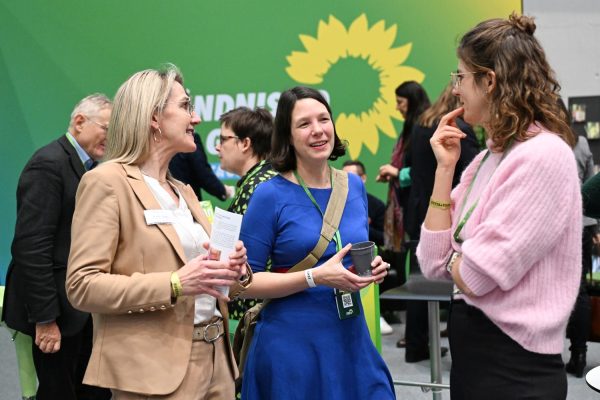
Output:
[217, 135, 239, 145]
[450, 71, 477, 88]
[165, 99, 195, 116]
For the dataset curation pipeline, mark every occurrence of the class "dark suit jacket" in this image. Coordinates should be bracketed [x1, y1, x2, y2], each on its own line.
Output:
[2, 135, 90, 337]
[169, 132, 226, 201]
[367, 192, 385, 247]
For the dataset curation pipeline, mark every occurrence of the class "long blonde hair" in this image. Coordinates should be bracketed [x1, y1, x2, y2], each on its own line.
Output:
[104, 64, 183, 164]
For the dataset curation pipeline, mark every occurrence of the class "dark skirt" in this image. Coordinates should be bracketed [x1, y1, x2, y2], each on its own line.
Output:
[449, 300, 567, 400]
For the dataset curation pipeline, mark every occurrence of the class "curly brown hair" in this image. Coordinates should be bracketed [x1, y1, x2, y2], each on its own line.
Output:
[457, 12, 575, 151]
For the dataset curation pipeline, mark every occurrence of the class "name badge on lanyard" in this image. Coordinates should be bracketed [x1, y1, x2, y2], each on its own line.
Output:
[293, 169, 360, 320]
[334, 289, 361, 320]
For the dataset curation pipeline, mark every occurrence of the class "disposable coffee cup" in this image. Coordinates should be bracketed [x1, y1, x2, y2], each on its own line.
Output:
[350, 241, 375, 277]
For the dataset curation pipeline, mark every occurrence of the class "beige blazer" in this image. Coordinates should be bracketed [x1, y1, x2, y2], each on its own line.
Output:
[66, 162, 242, 395]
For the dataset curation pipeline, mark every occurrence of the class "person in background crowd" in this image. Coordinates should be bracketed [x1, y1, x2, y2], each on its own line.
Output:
[2, 94, 112, 400]
[342, 159, 392, 335]
[215, 106, 277, 400]
[217, 106, 277, 219]
[417, 13, 580, 399]
[377, 81, 430, 251]
[583, 172, 600, 218]
[66, 65, 250, 399]
[342, 160, 385, 247]
[376, 81, 430, 351]
[562, 97, 596, 378]
[239, 86, 395, 399]
[169, 130, 235, 201]
[400, 83, 480, 362]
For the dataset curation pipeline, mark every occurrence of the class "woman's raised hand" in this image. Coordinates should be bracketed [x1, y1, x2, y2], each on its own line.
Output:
[430, 107, 467, 169]
[312, 244, 374, 292]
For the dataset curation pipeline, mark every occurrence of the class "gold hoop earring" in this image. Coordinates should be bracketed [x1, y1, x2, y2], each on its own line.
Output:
[152, 127, 163, 143]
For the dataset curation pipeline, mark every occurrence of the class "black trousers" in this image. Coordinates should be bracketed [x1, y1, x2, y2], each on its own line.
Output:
[449, 300, 566, 400]
[566, 225, 595, 350]
[32, 317, 111, 400]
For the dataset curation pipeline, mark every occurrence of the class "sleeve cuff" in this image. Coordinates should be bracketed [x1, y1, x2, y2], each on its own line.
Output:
[458, 256, 497, 296]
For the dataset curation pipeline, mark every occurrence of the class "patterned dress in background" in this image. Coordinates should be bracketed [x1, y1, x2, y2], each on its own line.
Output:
[227, 160, 277, 320]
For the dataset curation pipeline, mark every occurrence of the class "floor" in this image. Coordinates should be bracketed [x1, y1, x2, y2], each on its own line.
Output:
[0, 313, 599, 399]
[380, 312, 599, 399]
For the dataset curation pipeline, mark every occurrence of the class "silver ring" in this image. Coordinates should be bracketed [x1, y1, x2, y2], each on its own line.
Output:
[386, 263, 391, 270]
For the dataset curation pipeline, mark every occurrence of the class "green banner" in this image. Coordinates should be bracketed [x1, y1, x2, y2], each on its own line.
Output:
[0, 0, 521, 282]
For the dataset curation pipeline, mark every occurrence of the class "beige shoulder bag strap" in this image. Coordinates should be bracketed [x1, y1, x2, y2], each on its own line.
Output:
[289, 168, 349, 273]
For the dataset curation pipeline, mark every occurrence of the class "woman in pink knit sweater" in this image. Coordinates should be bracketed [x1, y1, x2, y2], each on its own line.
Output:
[416, 13, 581, 399]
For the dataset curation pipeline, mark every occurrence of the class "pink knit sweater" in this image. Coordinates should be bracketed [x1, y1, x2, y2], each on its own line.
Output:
[417, 125, 582, 354]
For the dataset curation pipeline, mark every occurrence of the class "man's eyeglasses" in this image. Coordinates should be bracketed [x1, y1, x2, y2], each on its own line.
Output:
[86, 117, 109, 132]
[165, 99, 195, 116]
[217, 135, 239, 145]
[450, 71, 477, 88]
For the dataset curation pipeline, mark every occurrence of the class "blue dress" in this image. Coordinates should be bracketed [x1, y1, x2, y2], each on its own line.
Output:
[240, 173, 395, 400]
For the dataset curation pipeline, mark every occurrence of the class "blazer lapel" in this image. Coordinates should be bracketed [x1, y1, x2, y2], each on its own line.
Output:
[122, 164, 187, 265]
[58, 135, 86, 179]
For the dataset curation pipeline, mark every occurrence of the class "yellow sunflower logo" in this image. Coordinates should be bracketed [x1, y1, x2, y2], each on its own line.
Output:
[286, 14, 425, 158]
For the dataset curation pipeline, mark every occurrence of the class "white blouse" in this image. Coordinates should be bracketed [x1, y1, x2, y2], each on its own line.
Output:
[143, 175, 221, 324]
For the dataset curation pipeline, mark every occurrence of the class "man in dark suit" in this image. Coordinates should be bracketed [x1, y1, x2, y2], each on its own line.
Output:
[342, 160, 386, 247]
[2, 94, 113, 400]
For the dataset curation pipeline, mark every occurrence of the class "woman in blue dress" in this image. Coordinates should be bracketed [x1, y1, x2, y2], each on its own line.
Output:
[240, 86, 396, 399]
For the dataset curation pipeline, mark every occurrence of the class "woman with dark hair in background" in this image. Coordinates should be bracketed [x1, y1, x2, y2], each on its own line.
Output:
[399, 83, 481, 362]
[376, 80, 430, 353]
[239, 86, 395, 399]
[377, 81, 431, 251]
[418, 13, 580, 399]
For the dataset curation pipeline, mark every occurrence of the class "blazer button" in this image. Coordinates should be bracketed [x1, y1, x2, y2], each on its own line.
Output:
[150, 306, 156, 311]
[139, 309, 145, 313]
[127, 310, 133, 314]
[160, 305, 167, 310]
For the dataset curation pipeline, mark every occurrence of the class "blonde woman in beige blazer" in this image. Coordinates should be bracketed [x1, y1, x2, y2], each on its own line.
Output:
[66, 65, 251, 399]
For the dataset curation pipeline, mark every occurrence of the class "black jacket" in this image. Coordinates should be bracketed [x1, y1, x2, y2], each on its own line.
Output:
[2, 135, 90, 337]
[169, 133, 226, 201]
[404, 118, 481, 240]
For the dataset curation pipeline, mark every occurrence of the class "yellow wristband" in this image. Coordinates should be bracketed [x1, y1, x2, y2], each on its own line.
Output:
[170, 272, 183, 298]
[429, 198, 451, 210]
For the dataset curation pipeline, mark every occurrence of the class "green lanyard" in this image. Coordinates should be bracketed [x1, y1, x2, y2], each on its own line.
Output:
[453, 147, 511, 244]
[235, 160, 266, 197]
[293, 169, 343, 252]
[453, 151, 490, 243]
[453, 142, 514, 243]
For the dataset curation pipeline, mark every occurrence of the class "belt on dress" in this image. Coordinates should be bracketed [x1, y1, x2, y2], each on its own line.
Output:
[192, 317, 224, 343]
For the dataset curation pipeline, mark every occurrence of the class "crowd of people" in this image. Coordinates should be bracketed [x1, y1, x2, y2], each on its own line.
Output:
[1, 11, 596, 400]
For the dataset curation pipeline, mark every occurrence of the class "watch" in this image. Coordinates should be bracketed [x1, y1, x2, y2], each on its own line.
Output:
[446, 251, 461, 274]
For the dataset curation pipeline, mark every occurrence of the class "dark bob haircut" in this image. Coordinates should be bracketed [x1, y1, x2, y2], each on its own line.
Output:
[271, 86, 346, 172]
